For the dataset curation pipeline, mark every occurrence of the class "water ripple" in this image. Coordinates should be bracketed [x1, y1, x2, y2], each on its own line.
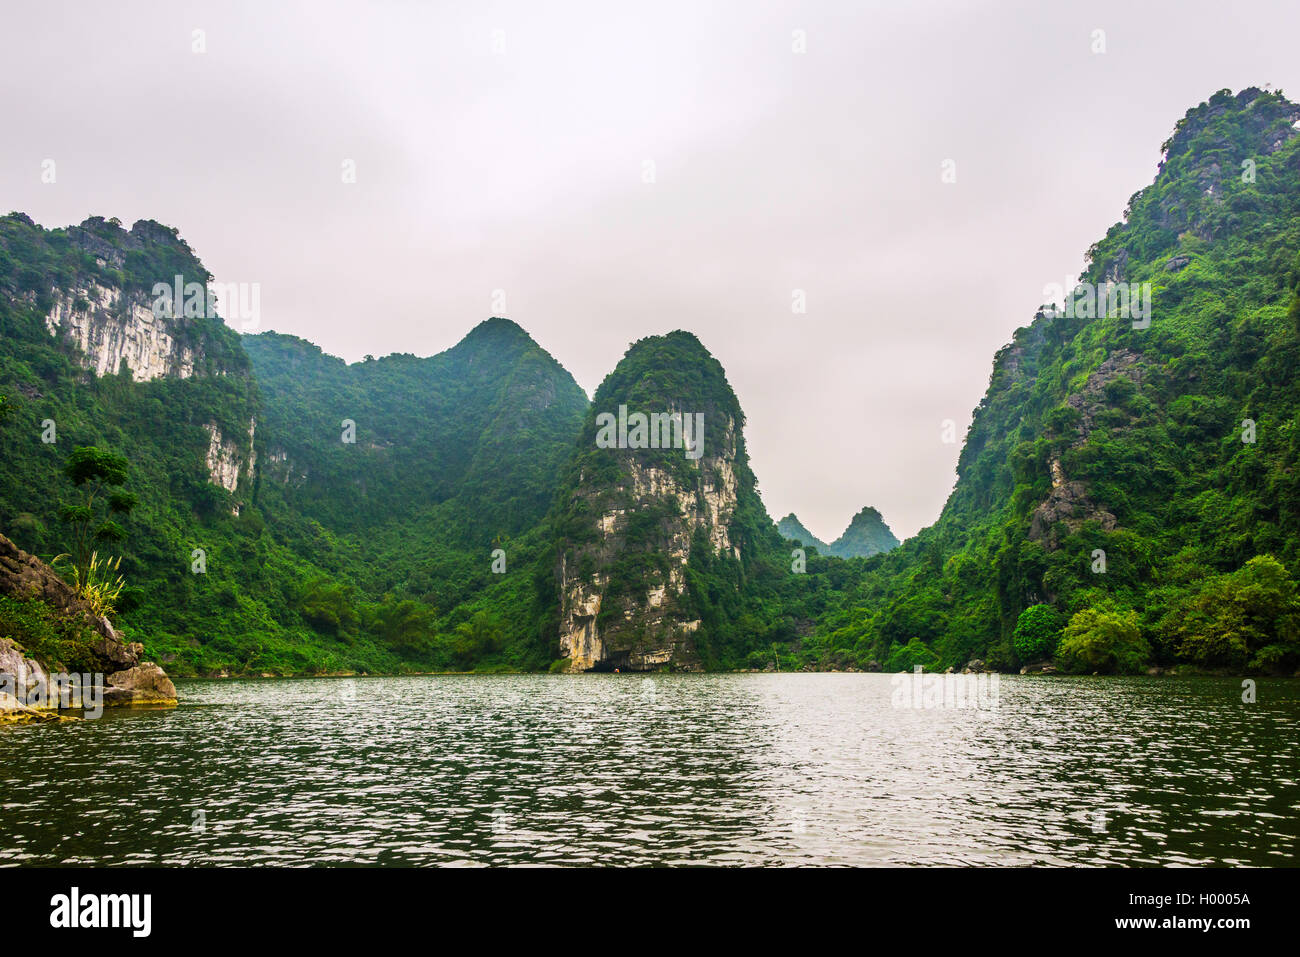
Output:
[1, 674, 1297, 866]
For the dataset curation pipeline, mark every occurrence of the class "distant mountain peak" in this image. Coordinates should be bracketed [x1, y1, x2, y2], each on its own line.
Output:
[777, 513, 829, 552]
[778, 507, 899, 559]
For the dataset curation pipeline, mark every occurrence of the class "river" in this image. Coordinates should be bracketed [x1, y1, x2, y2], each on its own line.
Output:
[1, 673, 1296, 865]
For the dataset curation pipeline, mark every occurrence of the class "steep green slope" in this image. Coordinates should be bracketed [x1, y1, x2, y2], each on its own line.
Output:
[0, 215, 592, 675]
[0, 214, 307, 672]
[779, 508, 900, 559]
[241, 319, 591, 671]
[810, 88, 1300, 675]
[243, 317, 587, 542]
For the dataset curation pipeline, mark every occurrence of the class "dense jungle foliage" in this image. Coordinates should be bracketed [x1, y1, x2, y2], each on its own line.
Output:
[3, 89, 1299, 676]
[803, 88, 1300, 675]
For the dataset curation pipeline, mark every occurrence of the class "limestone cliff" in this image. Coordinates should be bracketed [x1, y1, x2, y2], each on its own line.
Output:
[8, 215, 260, 497]
[45, 280, 199, 381]
[204, 418, 258, 498]
[1028, 350, 1143, 547]
[551, 331, 767, 672]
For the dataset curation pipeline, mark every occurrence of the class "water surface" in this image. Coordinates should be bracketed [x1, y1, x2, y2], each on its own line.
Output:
[2, 673, 1296, 865]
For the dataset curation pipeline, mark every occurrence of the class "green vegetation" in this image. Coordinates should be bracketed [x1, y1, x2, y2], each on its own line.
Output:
[0, 214, 587, 675]
[1158, 554, 1300, 670]
[779, 507, 900, 559]
[1012, 604, 1063, 662]
[57, 445, 134, 589]
[804, 88, 1300, 675]
[3, 88, 1299, 677]
[0, 595, 102, 674]
[1057, 604, 1151, 675]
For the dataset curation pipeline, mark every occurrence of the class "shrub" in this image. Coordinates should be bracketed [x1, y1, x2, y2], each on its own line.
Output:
[1056, 604, 1151, 674]
[1012, 604, 1064, 662]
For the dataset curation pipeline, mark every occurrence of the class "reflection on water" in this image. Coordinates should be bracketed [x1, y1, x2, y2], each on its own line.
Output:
[1, 673, 1296, 865]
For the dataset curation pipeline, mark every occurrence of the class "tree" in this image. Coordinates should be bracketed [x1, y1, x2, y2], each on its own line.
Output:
[1056, 604, 1151, 674]
[1162, 554, 1300, 671]
[1013, 603, 1064, 662]
[448, 611, 504, 670]
[294, 576, 359, 639]
[885, 637, 940, 672]
[366, 597, 437, 657]
[58, 446, 136, 590]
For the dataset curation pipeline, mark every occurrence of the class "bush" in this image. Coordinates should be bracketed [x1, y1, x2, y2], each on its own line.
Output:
[885, 637, 939, 672]
[1160, 554, 1300, 671]
[1056, 604, 1151, 674]
[1012, 603, 1064, 662]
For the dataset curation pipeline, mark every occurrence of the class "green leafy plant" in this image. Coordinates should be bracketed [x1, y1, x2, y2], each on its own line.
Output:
[1013, 604, 1063, 662]
[52, 550, 126, 617]
[1056, 604, 1151, 674]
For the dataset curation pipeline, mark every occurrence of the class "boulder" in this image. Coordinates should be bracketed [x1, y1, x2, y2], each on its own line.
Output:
[1019, 662, 1058, 675]
[0, 637, 51, 711]
[103, 663, 177, 707]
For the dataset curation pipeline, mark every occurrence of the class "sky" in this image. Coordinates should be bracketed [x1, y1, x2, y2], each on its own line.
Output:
[4, 0, 1299, 541]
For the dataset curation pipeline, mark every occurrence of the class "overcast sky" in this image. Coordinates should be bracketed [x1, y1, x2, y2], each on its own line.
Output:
[4, 0, 1298, 541]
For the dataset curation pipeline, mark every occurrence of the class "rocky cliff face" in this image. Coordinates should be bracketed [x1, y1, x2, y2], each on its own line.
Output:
[557, 420, 741, 671]
[46, 281, 199, 381]
[1028, 350, 1143, 547]
[204, 418, 257, 496]
[552, 332, 762, 672]
[21, 216, 260, 495]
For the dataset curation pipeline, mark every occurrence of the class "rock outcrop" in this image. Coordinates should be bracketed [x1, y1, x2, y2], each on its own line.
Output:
[204, 418, 257, 497]
[552, 331, 762, 672]
[46, 281, 199, 381]
[26, 217, 260, 500]
[0, 532, 177, 721]
[1029, 349, 1141, 547]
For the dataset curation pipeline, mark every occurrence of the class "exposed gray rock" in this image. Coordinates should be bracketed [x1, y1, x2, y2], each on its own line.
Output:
[103, 663, 177, 707]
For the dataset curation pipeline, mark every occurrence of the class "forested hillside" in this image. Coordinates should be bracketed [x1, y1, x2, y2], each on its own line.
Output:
[0, 215, 591, 674]
[3, 88, 1298, 677]
[806, 88, 1300, 675]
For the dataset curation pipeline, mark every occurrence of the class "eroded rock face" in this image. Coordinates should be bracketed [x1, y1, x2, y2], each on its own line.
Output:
[204, 417, 257, 497]
[0, 637, 50, 715]
[46, 282, 199, 381]
[556, 415, 741, 672]
[0, 531, 120, 635]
